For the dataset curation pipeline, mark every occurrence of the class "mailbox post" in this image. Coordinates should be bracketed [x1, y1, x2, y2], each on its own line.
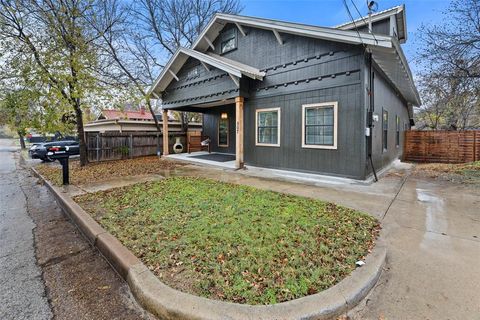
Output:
[46, 146, 70, 185]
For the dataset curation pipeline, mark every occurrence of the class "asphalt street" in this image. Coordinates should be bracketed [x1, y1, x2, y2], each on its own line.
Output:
[0, 139, 152, 320]
[0, 140, 52, 320]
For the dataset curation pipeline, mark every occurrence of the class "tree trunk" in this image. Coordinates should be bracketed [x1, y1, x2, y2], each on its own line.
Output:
[73, 103, 88, 166]
[17, 131, 26, 149]
[146, 98, 162, 132]
[180, 112, 189, 133]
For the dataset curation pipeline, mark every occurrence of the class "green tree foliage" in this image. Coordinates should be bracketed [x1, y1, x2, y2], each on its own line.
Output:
[0, 90, 35, 148]
[0, 0, 124, 165]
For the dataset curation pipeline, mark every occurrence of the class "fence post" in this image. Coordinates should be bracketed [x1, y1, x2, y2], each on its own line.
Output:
[96, 133, 100, 162]
[129, 134, 133, 159]
[474, 131, 477, 162]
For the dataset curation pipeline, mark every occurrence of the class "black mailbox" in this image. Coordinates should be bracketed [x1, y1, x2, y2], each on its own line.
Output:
[47, 146, 70, 185]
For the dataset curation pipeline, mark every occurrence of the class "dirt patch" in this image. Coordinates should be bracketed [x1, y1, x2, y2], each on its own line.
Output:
[413, 161, 480, 185]
[36, 156, 181, 186]
[18, 160, 154, 320]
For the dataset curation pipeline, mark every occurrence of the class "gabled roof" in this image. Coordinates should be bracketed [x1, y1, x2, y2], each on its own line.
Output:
[99, 109, 153, 121]
[149, 11, 420, 106]
[336, 5, 407, 43]
[191, 13, 393, 53]
[150, 47, 265, 94]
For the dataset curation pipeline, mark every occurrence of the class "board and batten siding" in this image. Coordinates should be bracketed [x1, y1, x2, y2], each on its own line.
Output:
[162, 23, 378, 178]
[202, 105, 236, 154]
[244, 84, 365, 179]
[210, 24, 367, 178]
[370, 68, 410, 173]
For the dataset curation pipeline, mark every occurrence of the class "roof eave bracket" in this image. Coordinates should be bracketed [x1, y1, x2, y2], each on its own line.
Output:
[272, 29, 283, 45]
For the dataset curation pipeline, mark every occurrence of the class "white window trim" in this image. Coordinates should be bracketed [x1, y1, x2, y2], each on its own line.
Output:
[255, 107, 281, 147]
[301, 102, 338, 150]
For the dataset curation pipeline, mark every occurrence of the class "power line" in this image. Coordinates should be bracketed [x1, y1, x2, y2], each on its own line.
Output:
[350, 0, 378, 44]
[342, 0, 367, 49]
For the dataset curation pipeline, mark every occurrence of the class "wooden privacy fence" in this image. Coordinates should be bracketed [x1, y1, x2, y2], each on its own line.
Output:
[404, 130, 480, 163]
[86, 132, 187, 162]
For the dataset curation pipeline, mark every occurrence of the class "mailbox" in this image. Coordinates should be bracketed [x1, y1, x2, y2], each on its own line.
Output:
[46, 146, 70, 185]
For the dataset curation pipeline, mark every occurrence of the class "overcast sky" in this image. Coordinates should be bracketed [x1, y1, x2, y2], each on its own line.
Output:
[240, 0, 451, 75]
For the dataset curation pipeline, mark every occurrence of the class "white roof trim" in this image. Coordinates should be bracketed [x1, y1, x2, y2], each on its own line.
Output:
[148, 47, 265, 95]
[368, 39, 421, 106]
[336, 5, 406, 42]
[192, 13, 393, 52]
[335, 5, 404, 28]
[206, 52, 265, 80]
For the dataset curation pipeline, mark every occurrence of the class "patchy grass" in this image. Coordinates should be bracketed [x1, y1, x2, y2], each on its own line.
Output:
[75, 177, 379, 305]
[36, 156, 179, 186]
[414, 161, 480, 184]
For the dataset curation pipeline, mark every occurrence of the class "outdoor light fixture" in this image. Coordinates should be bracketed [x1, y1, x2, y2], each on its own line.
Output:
[221, 112, 228, 119]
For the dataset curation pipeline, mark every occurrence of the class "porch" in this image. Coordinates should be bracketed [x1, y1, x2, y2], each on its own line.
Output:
[166, 151, 236, 169]
[162, 96, 245, 169]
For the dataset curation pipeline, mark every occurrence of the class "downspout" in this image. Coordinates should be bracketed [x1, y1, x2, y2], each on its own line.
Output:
[367, 51, 378, 182]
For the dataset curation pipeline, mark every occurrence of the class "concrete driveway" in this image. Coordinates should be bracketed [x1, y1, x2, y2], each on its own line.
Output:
[351, 177, 480, 319]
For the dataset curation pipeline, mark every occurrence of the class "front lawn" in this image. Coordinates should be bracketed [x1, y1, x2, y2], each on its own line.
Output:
[36, 156, 179, 186]
[75, 177, 379, 305]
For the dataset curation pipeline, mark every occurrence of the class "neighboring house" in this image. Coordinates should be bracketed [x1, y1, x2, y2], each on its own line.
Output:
[85, 108, 201, 133]
[150, 5, 420, 180]
[97, 107, 155, 121]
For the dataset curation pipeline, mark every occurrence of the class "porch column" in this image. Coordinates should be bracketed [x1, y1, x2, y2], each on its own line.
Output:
[235, 96, 244, 169]
[162, 109, 169, 156]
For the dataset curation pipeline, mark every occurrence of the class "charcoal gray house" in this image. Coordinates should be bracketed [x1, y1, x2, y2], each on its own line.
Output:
[149, 5, 420, 180]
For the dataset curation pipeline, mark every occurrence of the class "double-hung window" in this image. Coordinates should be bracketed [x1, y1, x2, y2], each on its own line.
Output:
[302, 102, 338, 149]
[383, 110, 388, 151]
[256, 108, 280, 146]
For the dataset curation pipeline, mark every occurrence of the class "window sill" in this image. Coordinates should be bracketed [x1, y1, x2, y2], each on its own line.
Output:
[302, 144, 337, 150]
[256, 143, 280, 147]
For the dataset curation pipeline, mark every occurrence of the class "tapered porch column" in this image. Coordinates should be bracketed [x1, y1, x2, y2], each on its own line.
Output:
[162, 109, 169, 156]
[235, 96, 244, 169]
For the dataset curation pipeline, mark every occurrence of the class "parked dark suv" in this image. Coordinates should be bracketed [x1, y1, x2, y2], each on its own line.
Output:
[29, 140, 79, 161]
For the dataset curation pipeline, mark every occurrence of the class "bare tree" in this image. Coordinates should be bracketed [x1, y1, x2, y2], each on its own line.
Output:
[415, 0, 480, 129]
[418, 0, 480, 80]
[99, 0, 241, 131]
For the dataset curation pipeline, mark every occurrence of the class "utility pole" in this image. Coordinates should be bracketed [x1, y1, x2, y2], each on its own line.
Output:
[367, 1, 377, 33]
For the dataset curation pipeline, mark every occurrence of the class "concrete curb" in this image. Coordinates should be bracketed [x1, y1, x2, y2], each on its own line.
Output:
[32, 167, 386, 320]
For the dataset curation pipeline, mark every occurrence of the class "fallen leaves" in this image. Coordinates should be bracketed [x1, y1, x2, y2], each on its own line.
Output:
[75, 176, 379, 305]
[36, 156, 181, 186]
